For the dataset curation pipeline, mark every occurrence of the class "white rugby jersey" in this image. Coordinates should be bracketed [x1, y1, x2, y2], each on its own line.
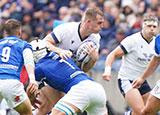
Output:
[118, 32, 155, 80]
[50, 22, 100, 66]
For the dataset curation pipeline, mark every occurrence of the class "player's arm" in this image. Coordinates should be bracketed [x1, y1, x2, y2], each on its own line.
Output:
[132, 55, 160, 88]
[102, 46, 124, 81]
[23, 48, 38, 95]
[43, 34, 72, 59]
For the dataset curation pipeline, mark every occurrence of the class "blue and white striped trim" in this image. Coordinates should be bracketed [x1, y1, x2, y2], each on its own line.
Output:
[54, 102, 75, 115]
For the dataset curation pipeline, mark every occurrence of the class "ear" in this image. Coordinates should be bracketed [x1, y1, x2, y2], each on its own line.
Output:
[17, 29, 22, 38]
[87, 19, 91, 23]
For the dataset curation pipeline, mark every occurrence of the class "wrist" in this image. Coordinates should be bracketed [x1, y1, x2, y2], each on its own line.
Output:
[104, 66, 111, 75]
[29, 74, 35, 80]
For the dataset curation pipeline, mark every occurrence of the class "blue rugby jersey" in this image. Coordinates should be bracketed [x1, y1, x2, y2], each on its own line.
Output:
[155, 34, 160, 56]
[35, 52, 93, 93]
[0, 35, 32, 80]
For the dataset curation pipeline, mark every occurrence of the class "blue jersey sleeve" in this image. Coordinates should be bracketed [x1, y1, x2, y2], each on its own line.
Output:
[155, 34, 160, 56]
[23, 41, 33, 51]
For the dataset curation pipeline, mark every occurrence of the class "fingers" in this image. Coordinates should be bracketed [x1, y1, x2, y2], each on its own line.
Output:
[35, 98, 42, 105]
[86, 43, 96, 56]
[102, 66, 112, 81]
[59, 50, 72, 60]
[102, 74, 111, 81]
[27, 81, 38, 95]
[132, 80, 141, 88]
[33, 99, 42, 109]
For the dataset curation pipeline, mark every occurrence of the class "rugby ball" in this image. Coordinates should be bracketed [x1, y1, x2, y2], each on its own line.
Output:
[76, 40, 97, 63]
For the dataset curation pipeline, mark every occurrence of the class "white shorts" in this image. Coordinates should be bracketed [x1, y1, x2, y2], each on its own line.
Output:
[58, 80, 107, 115]
[0, 79, 28, 108]
[118, 79, 151, 97]
[151, 80, 160, 99]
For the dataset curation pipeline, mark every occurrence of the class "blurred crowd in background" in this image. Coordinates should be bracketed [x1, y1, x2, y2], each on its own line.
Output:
[0, 0, 160, 71]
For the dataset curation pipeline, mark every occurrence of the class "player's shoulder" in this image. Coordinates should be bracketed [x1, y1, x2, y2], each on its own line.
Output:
[57, 22, 80, 29]
[155, 34, 160, 43]
[89, 33, 101, 40]
[155, 34, 160, 40]
[54, 22, 80, 34]
[124, 32, 141, 42]
[129, 32, 141, 39]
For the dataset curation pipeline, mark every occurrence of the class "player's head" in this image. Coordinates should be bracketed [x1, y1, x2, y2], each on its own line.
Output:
[30, 39, 49, 63]
[4, 19, 22, 37]
[142, 13, 159, 38]
[82, 7, 104, 21]
[82, 7, 104, 34]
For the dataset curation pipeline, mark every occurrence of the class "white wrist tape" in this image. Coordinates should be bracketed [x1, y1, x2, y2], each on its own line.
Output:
[29, 74, 35, 80]
[104, 66, 111, 75]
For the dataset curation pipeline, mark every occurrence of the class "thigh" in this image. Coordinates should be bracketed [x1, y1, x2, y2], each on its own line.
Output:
[0, 79, 31, 114]
[1, 80, 28, 109]
[40, 85, 64, 105]
[142, 91, 150, 105]
[125, 88, 145, 110]
[60, 80, 107, 115]
[36, 85, 64, 115]
[14, 98, 32, 115]
[118, 79, 145, 110]
[143, 94, 160, 114]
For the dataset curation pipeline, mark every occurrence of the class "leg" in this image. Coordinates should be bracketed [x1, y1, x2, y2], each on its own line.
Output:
[3, 80, 33, 115]
[142, 91, 150, 105]
[125, 88, 145, 115]
[51, 101, 79, 115]
[36, 85, 64, 115]
[13, 98, 32, 115]
[51, 80, 107, 115]
[142, 94, 160, 115]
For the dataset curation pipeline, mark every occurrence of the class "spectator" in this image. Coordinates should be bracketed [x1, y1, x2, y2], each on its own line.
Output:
[99, 13, 116, 53]
[21, 25, 34, 42]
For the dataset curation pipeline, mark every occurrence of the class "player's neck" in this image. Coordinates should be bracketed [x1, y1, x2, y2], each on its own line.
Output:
[80, 24, 91, 40]
[141, 31, 153, 43]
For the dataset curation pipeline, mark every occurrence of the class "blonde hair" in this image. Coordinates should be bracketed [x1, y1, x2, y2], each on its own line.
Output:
[82, 7, 103, 22]
[143, 13, 159, 23]
[4, 19, 21, 35]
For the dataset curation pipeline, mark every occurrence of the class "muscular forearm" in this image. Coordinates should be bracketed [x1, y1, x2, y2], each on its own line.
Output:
[141, 55, 160, 80]
[81, 56, 98, 72]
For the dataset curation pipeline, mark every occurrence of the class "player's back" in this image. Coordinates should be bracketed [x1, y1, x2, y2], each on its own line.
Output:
[0, 36, 30, 80]
[35, 52, 93, 93]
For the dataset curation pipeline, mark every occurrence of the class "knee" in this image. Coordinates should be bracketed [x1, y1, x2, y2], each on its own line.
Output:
[132, 107, 143, 115]
[142, 108, 154, 115]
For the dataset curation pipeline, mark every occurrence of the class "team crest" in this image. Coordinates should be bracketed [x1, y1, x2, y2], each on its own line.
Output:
[153, 86, 160, 94]
[14, 96, 20, 102]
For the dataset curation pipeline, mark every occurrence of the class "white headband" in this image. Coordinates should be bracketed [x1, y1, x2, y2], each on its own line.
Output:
[142, 20, 158, 28]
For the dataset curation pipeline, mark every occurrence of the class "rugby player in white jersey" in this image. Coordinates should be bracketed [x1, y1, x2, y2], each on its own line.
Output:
[35, 7, 104, 115]
[132, 34, 160, 115]
[44, 7, 103, 72]
[102, 13, 159, 115]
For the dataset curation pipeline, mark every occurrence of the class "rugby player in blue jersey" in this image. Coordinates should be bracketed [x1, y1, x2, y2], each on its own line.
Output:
[0, 19, 38, 115]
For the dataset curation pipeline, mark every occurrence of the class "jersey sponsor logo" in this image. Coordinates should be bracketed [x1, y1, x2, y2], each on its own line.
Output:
[137, 53, 154, 63]
[0, 64, 18, 70]
[70, 71, 84, 79]
[8, 40, 18, 44]
[0, 40, 18, 45]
